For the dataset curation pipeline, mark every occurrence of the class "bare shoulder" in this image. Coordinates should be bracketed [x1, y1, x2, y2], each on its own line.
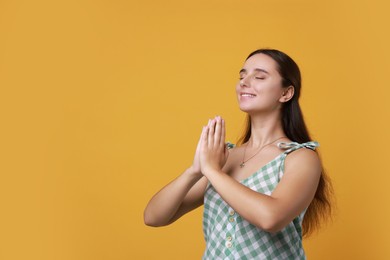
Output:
[229, 146, 242, 155]
[226, 144, 245, 160]
[272, 146, 322, 200]
[284, 147, 321, 175]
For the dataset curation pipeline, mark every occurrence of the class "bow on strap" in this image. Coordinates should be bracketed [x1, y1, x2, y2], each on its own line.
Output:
[277, 141, 319, 151]
[226, 142, 236, 150]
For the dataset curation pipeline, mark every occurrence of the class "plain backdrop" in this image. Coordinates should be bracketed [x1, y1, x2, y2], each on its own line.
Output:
[0, 0, 389, 259]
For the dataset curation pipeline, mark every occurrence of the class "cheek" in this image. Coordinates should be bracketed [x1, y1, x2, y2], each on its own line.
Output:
[254, 87, 283, 106]
[260, 82, 283, 97]
[235, 84, 242, 96]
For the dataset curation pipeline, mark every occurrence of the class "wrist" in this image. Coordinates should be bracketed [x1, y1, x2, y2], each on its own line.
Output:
[202, 167, 223, 179]
[185, 166, 203, 179]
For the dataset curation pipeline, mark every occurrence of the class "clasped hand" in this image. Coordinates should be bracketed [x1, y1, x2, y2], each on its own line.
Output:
[192, 116, 229, 176]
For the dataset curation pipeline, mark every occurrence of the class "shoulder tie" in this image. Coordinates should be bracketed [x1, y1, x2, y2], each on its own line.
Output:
[277, 141, 319, 151]
[226, 142, 236, 150]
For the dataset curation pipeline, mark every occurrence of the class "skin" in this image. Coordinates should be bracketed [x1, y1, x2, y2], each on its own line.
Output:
[144, 53, 321, 233]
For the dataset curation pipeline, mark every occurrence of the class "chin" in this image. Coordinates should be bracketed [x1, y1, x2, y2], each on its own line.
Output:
[239, 105, 270, 115]
[239, 105, 256, 113]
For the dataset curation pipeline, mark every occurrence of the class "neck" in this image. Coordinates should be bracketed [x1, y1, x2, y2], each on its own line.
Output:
[247, 111, 286, 148]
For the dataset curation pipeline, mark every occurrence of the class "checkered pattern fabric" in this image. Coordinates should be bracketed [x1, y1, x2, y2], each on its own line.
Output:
[202, 141, 319, 260]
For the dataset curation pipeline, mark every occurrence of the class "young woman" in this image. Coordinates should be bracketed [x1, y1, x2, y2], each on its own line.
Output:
[144, 49, 333, 259]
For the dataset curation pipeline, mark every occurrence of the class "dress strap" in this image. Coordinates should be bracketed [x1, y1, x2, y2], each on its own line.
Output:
[277, 141, 319, 154]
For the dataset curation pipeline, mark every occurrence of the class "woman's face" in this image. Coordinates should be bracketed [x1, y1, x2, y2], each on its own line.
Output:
[236, 53, 286, 114]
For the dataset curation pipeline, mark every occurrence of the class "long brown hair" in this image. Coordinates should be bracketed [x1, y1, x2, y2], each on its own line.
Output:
[237, 49, 333, 237]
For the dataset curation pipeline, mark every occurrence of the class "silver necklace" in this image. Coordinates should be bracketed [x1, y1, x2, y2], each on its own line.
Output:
[240, 136, 286, 168]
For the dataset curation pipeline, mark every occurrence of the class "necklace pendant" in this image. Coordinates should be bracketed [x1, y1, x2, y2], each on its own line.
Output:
[240, 162, 245, 168]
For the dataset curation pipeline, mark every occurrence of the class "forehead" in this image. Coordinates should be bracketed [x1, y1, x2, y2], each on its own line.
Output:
[241, 53, 279, 74]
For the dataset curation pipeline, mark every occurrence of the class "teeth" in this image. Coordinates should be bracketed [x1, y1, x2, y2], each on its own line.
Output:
[241, 94, 256, 97]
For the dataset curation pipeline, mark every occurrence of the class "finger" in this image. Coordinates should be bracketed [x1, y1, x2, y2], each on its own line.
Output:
[214, 116, 222, 146]
[203, 119, 211, 145]
[208, 119, 215, 147]
[221, 118, 226, 147]
[201, 125, 208, 148]
[224, 145, 229, 161]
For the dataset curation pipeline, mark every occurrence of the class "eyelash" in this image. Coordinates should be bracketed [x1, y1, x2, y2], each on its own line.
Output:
[239, 76, 265, 80]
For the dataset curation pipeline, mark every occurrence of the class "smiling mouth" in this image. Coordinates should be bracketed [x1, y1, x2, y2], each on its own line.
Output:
[240, 93, 256, 97]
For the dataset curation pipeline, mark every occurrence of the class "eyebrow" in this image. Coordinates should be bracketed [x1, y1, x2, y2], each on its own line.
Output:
[239, 68, 270, 74]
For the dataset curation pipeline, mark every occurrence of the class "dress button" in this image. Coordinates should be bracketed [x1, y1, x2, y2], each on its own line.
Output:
[229, 217, 235, 222]
[227, 236, 232, 241]
[229, 210, 235, 216]
[225, 241, 232, 248]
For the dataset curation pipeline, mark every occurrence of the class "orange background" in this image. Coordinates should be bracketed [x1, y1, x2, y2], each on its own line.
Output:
[1, 0, 389, 259]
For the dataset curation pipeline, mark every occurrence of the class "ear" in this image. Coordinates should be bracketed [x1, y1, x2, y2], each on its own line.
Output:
[279, 86, 295, 103]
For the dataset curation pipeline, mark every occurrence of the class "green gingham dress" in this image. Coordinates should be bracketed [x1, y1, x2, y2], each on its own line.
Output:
[202, 141, 319, 260]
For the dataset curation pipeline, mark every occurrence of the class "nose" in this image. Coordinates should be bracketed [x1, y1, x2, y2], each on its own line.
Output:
[240, 75, 250, 88]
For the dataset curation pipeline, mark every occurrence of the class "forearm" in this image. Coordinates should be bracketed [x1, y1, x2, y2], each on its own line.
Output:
[144, 167, 203, 227]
